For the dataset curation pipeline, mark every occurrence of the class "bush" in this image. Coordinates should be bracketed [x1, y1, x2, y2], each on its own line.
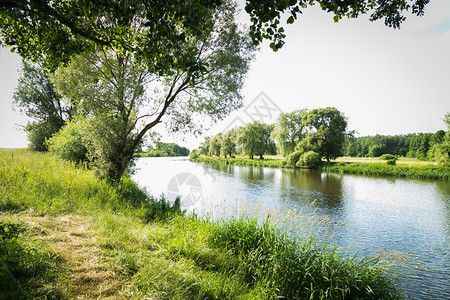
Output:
[387, 159, 396, 166]
[380, 154, 397, 161]
[0, 221, 60, 299]
[46, 119, 87, 163]
[296, 151, 321, 168]
[25, 121, 60, 152]
[284, 150, 303, 167]
[189, 149, 200, 159]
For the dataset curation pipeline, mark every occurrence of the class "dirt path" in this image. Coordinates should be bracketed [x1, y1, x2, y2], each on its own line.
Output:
[1, 213, 132, 299]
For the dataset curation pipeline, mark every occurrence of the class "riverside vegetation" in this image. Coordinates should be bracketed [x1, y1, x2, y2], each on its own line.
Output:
[0, 149, 406, 299]
[190, 155, 450, 180]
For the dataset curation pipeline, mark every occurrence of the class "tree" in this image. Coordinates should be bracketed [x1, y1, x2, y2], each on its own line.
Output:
[245, 0, 430, 50]
[209, 134, 223, 157]
[0, 0, 430, 61]
[303, 107, 348, 162]
[238, 121, 275, 159]
[13, 61, 73, 150]
[199, 137, 211, 156]
[49, 3, 254, 181]
[272, 109, 308, 157]
[221, 129, 237, 158]
[0, 0, 223, 72]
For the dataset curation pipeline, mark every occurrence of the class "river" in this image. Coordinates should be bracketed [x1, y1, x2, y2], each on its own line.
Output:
[133, 157, 450, 299]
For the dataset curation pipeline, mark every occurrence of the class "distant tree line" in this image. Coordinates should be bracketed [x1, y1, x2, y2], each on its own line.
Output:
[140, 142, 190, 157]
[343, 125, 449, 162]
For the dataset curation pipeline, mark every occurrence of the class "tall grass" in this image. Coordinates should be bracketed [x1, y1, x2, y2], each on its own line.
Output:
[0, 149, 407, 299]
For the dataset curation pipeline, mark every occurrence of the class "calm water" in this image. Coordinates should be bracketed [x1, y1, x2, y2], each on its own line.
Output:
[133, 157, 450, 299]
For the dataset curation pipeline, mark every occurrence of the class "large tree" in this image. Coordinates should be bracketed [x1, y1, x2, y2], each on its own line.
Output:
[238, 121, 275, 159]
[50, 3, 254, 181]
[271, 109, 308, 157]
[302, 107, 348, 162]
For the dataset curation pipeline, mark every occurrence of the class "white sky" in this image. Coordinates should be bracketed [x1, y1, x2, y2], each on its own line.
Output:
[1, 1, 450, 149]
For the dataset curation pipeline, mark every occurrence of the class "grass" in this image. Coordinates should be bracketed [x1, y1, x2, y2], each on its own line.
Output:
[322, 162, 450, 180]
[0, 149, 407, 299]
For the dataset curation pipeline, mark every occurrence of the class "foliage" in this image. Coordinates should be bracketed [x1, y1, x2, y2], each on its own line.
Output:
[387, 159, 397, 166]
[323, 162, 450, 180]
[369, 143, 387, 157]
[46, 118, 88, 162]
[142, 142, 189, 157]
[191, 156, 288, 168]
[303, 107, 348, 162]
[48, 3, 254, 182]
[344, 134, 412, 158]
[189, 149, 200, 159]
[0, 221, 61, 299]
[238, 121, 276, 159]
[245, 0, 429, 50]
[380, 154, 398, 160]
[209, 134, 223, 157]
[13, 61, 72, 151]
[296, 150, 321, 168]
[24, 120, 60, 152]
[271, 109, 308, 156]
[221, 129, 238, 158]
[285, 150, 303, 167]
[0, 0, 225, 72]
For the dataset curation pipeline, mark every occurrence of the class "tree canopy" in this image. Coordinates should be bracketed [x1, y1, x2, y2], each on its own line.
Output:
[0, 0, 430, 65]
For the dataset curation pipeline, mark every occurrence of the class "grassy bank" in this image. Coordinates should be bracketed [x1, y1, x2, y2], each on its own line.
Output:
[322, 162, 450, 180]
[191, 156, 289, 168]
[192, 156, 450, 180]
[1, 149, 406, 299]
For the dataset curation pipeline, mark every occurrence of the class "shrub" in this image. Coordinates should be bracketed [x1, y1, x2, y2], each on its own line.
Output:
[25, 120, 60, 152]
[46, 119, 87, 163]
[380, 154, 397, 160]
[296, 151, 321, 168]
[0, 221, 60, 299]
[387, 159, 396, 166]
[189, 149, 200, 159]
[284, 150, 303, 167]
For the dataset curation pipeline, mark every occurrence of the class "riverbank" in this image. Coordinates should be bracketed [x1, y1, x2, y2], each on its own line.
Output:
[191, 156, 450, 180]
[1, 149, 405, 299]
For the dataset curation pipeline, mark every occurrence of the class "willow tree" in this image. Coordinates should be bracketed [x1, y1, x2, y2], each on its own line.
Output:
[51, 3, 254, 181]
[271, 109, 308, 157]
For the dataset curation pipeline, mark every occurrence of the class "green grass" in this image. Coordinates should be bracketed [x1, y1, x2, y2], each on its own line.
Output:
[322, 162, 450, 180]
[191, 156, 289, 168]
[0, 149, 407, 299]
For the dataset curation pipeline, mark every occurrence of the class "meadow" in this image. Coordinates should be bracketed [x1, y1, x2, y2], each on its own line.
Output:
[1, 149, 406, 299]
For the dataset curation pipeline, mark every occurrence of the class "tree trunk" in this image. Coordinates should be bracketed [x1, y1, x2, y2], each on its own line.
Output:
[259, 154, 263, 159]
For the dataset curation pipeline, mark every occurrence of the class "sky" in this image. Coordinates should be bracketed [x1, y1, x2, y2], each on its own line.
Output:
[1, 1, 450, 149]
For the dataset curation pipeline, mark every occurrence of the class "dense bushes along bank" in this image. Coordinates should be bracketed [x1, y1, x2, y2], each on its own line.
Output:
[191, 156, 450, 180]
[1, 149, 406, 299]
